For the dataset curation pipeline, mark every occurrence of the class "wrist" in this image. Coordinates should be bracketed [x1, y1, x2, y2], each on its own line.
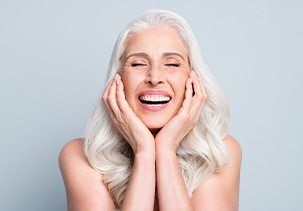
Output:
[130, 135, 155, 155]
[155, 131, 183, 153]
[155, 145, 177, 158]
[155, 139, 178, 154]
[135, 144, 155, 159]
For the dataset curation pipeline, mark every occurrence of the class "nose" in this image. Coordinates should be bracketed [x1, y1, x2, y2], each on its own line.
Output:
[145, 64, 165, 86]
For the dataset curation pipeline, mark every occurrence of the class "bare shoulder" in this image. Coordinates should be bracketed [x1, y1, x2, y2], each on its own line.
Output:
[223, 135, 242, 164]
[58, 138, 88, 175]
[59, 137, 83, 159]
[59, 138, 115, 210]
[191, 135, 241, 210]
[59, 138, 85, 164]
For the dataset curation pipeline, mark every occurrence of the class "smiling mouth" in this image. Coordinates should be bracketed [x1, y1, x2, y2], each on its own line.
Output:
[139, 95, 171, 105]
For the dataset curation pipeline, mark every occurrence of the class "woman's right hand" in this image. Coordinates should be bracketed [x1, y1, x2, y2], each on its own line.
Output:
[102, 74, 155, 155]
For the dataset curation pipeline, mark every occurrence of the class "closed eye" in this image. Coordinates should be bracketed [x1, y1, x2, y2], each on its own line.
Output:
[131, 63, 148, 67]
[165, 63, 180, 67]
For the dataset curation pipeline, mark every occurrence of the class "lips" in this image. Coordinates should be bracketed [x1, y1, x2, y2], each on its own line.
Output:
[138, 90, 171, 111]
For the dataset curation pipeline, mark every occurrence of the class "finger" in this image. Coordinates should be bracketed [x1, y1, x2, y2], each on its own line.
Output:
[190, 72, 207, 120]
[191, 71, 207, 105]
[102, 79, 119, 123]
[195, 72, 207, 103]
[106, 78, 128, 137]
[115, 74, 132, 114]
[102, 80, 113, 103]
[197, 72, 207, 101]
[179, 78, 193, 114]
[102, 80, 115, 114]
[107, 75, 121, 117]
[190, 71, 202, 98]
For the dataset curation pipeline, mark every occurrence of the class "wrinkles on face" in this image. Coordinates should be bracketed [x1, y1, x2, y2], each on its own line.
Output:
[119, 26, 191, 130]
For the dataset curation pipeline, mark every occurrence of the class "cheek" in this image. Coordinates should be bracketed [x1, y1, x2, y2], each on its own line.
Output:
[170, 72, 188, 95]
[120, 72, 143, 101]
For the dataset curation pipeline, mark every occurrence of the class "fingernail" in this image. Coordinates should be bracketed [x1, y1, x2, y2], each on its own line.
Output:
[113, 75, 117, 84]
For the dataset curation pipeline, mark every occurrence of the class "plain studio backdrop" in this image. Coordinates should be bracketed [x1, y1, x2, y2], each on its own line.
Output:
[1, 0, 302, 210]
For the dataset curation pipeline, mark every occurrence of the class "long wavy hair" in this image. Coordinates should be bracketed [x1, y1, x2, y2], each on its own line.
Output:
[84, 9, 229, 208]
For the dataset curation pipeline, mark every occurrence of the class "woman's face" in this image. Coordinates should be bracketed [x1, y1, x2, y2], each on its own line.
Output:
[120, 26, 191, 133]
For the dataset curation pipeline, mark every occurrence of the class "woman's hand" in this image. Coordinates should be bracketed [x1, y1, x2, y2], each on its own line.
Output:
[155, 71, 207, 152]
[102, 74, 155, 155]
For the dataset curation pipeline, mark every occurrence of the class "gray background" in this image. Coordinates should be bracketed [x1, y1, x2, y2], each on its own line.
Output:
[1, 0, 302, 210]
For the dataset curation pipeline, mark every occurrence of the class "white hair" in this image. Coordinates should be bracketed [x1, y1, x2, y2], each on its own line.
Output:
[84, 9, 229, 208]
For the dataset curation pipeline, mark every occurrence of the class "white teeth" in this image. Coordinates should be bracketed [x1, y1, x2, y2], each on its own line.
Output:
[139, 95, 170, 102]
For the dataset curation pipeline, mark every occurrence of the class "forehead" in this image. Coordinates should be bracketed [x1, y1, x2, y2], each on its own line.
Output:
[123, 26, 188, 59]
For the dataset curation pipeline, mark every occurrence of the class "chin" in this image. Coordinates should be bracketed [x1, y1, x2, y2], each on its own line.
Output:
[145, 122, 166, 131]
[141, 117, 167, 131]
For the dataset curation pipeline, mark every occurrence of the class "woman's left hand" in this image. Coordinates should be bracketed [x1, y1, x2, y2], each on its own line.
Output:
[155, 71, 207, 152]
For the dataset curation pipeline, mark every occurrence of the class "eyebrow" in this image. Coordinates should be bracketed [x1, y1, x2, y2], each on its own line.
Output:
[125, 52, 149, 61]
[124, 52, 186, 61]
[162, 52, 186, 61]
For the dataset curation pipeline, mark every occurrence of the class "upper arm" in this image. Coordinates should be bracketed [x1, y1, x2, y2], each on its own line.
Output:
[191, 135, 242, 211]
[58, 138, 115, 211]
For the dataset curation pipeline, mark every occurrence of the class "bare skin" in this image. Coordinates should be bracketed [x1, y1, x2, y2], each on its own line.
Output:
[59, 136, 241, 211]
[59, 26, 242, 211]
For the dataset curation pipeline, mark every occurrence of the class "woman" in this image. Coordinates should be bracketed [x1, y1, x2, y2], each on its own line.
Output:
[59, 9, 242, 211]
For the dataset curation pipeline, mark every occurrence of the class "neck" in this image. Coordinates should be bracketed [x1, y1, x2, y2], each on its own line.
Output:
[150, 128, 161, 137]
